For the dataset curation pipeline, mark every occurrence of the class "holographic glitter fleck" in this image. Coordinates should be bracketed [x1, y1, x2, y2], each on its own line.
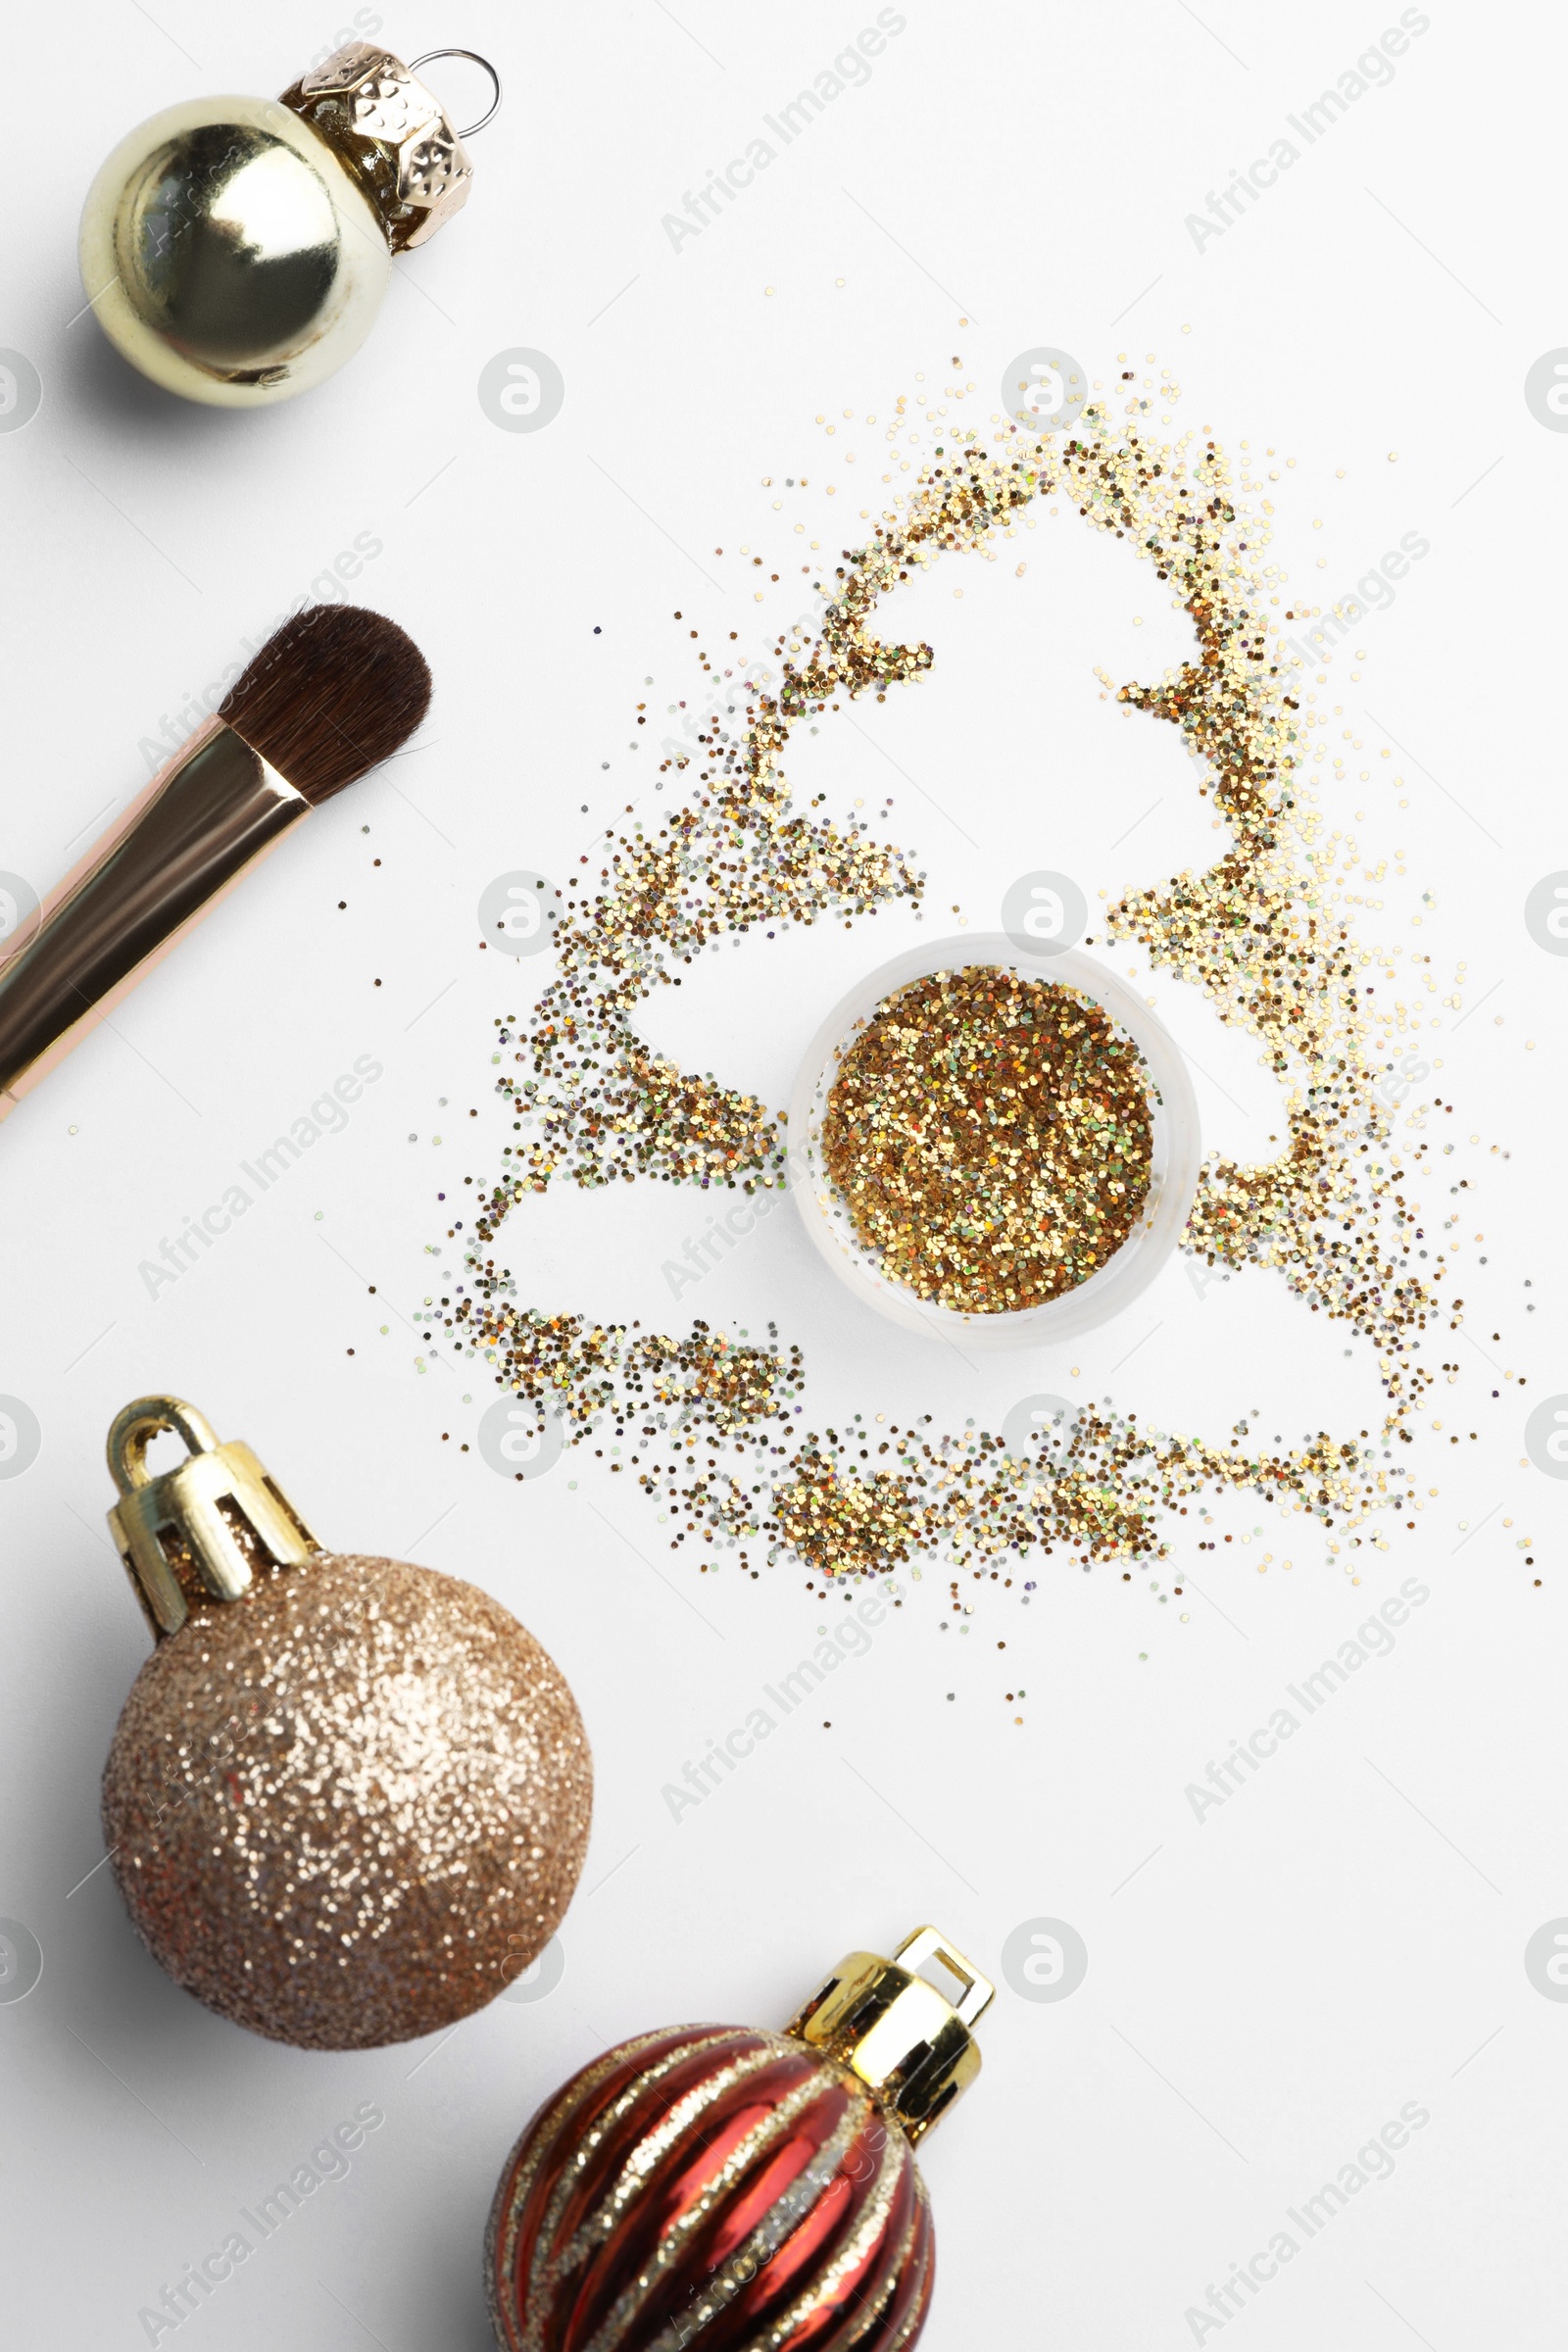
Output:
[822, 966, 1153, 1312]
[103, 1552, 593, 2049]
[428, 358, 1473, 1585]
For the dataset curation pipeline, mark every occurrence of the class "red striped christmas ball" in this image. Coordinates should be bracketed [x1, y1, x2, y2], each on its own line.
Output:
[486, 2021, 934, 2351]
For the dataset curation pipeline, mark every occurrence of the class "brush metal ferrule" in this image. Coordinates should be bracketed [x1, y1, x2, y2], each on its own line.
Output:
[0, 720, 307, 1118]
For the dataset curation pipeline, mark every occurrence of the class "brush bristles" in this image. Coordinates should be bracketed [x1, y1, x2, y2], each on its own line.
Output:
[219, 605, 432, 804]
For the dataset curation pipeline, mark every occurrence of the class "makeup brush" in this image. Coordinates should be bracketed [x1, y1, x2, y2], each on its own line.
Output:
[0, 605, 430, 1120]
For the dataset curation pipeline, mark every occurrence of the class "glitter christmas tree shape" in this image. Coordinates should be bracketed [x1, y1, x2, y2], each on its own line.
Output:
[426, 365, 1461, 1586]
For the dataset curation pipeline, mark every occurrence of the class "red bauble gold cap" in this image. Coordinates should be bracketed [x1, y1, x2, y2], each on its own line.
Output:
[486, 1929, 993, 2350]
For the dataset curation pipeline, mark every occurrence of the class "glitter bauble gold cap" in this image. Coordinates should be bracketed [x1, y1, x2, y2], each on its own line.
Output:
[99, 1396, 591, 2051]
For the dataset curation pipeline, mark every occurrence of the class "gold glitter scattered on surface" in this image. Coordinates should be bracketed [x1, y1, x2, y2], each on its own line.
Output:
[822, 966, 1153, 1312]
[425, 360, 1470, 1583]
[103, 1552, 593, 2049]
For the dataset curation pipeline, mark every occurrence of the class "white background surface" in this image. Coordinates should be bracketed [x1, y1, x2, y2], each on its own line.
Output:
[2, 2, 1565, 2345]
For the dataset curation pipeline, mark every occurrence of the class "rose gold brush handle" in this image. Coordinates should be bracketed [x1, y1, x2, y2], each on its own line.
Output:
[0, 720, 309, 1118]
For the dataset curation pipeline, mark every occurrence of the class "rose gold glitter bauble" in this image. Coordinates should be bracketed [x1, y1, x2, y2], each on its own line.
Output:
[99, 1398, 592, 2050]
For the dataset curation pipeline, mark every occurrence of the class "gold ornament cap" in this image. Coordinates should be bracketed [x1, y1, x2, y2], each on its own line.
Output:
[281, 42, 485, 252]
[106, 1396, 319, 1642]
[785, 1925, 994, 2145]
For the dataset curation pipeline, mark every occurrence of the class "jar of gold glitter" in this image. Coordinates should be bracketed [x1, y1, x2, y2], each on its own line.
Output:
[787, 936, 1200, 1348]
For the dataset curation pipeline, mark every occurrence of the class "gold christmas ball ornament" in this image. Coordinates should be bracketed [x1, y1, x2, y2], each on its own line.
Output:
[78, 42, 500, 407]
[99, 1396, 591, 2050]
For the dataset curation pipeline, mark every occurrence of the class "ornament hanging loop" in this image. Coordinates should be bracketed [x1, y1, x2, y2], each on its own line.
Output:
[409, 49, 503, 137]
[891, 1925, 996, 2031]
[105, 1396, 320, 1644]
[108, 1396, 222, 1494]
